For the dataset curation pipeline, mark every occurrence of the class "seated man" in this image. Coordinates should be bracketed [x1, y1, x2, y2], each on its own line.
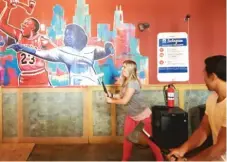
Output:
[167, 55, 226, 161]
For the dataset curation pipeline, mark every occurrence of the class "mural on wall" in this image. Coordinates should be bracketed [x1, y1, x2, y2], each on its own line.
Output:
[0, 0, 149, 87]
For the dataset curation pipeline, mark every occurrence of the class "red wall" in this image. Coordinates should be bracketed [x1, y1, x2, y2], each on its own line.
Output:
[0, 0, 225, 84]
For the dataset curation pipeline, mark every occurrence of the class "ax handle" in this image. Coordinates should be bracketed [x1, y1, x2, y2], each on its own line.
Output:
[142, 128, 151, 138]
[101, 81, 109, 97]
[142, 128, 178, 161]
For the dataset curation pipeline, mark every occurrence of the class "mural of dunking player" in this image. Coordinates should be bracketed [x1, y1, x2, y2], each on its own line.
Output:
[0, 0, 149, 87]
[0, 0, 55, 86]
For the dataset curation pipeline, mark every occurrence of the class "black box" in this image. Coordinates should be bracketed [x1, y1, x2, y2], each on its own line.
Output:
[152, 105, 188, 149]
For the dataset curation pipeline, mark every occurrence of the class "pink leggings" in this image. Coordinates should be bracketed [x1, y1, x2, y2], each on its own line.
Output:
[122, 115, 164, 161]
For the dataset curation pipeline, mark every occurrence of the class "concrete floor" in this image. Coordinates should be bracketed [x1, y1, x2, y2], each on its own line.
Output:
[28, 144, 155, 161]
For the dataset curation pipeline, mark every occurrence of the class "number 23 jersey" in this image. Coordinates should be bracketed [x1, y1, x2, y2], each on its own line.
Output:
[17, 34, 46, 73]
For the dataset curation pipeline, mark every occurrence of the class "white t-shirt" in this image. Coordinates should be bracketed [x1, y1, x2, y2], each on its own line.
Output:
[205, 92, 226, 161]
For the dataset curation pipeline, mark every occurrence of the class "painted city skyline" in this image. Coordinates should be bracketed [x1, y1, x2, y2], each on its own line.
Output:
[46, 0, 148, 86]
[0, 0, 149, 86]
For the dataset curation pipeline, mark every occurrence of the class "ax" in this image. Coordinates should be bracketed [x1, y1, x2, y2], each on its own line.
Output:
[127, 121, 178, 161]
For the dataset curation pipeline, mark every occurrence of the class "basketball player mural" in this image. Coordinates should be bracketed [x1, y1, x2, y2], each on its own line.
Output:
[2, 0, 115, 86]
[0, 0, 55, 86]
[8, 23, 115, 85]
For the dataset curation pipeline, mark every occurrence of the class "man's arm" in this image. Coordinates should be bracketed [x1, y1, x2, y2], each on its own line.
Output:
[40, 35, 57, 50]
[8, 44, 62, 62]
[167, 114, 212, 159]
[94, 42, 114, 60]
[16, 0, 36, 15]
[188, 127, 226, 161]
[0, 0, 21, 41]
[8, 44, 86, 65]
[35, 49, 62, 62]
[180, 115, 211, 153]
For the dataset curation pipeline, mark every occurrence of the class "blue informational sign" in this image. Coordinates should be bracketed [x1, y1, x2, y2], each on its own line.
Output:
[157, 33, 189, 82]
[159, 38, 187, 47]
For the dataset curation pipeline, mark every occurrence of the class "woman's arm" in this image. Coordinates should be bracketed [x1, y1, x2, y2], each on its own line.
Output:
[107, 87, 135, 105]
[113, 93, 122, 99]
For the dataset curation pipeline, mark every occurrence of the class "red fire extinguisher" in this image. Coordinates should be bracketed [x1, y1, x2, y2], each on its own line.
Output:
[163, 84, 176, 108]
